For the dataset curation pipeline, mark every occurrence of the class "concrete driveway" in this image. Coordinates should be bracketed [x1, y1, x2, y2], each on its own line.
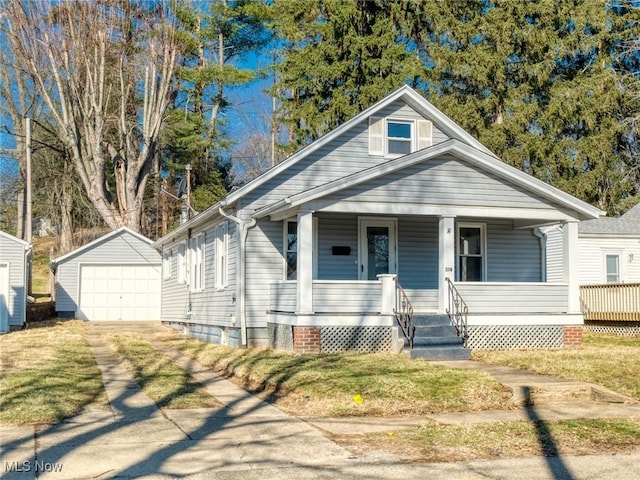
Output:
[1, 321, 639, 479]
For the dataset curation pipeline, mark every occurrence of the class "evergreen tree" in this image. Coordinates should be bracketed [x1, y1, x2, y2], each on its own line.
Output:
[164, 0, 271, 221]
[405, 0, 640, 212]
[270, 0, 421, 150]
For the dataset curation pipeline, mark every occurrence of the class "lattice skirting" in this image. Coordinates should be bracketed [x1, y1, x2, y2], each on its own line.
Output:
[268, 323, 294, 351]
[267, 324, 392, 353]
[467, 325, 564, 350]
[584, 323, 640, 336]
[320, 326, 392, 353]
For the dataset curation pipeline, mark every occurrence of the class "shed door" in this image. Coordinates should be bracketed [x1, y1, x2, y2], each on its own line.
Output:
[0, 263, 8, 332]
[78, 264, 160, 321]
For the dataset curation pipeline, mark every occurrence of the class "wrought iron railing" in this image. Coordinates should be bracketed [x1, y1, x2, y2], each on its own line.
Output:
[394, 277, 415, 349]
[446, 277, 468, 344]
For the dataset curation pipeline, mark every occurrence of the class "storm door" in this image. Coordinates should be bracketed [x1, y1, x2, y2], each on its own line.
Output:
[358, 218, 397, 280]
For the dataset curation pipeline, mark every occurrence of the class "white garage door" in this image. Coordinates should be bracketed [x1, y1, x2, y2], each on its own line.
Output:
[0, 263, 8, 332]
[78, 264, 161, 321]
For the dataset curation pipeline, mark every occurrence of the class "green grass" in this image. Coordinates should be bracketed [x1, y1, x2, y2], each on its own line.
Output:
[473, 332, 640, 400]
[106, 333, 222, 409]
[352, 418, 640, 462]
[0, 320, 108, 424]
[155, 331, 512, 417]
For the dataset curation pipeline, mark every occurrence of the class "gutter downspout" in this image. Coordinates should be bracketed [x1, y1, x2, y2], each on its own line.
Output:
[533, 227, 547, 283]
[219, 206, 257, 347]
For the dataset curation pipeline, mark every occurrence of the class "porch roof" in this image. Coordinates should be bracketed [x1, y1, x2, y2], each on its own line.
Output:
[253, 139, 604, 223]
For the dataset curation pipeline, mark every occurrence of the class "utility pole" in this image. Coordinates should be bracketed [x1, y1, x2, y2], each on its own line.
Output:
[25, 117, 32, 244]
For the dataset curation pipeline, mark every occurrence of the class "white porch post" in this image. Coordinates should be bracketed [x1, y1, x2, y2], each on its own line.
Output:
[563, 221, 580, 313]
[296, 210, 314, 314]
[438, 216, 456, 313]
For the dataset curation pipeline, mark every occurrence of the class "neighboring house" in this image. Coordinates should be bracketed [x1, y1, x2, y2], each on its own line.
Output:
[52, 227, 161, 321]
[153, 86, 602, 357]
[577, 203, 640, 284]
[0, 230, 32, 333]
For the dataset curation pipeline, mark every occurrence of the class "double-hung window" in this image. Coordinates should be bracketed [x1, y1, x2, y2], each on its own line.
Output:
[283, 218, 318, 280]
[605, 253, 621, 283]
[177, 242, 186, 284]
[215, 222, 228, 289]
[285, 221, 297, 280]
[457, 224, 486, 282]
[163, 250, 172, 280]
[368, 117, 433, 157]
[189, 234, 205, 291]
[387, 121, 412, 156]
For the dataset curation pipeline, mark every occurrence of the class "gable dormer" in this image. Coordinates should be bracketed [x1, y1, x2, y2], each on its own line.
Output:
[368, 116, 433, 157]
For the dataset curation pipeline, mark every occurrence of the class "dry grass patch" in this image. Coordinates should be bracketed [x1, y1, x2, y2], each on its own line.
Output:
[0, 320, 108, 424]
[106, 333, 222, 409]
[473, 332, 640, 400]
[154, 330, 512, 417]
[338, 417, 640, 462]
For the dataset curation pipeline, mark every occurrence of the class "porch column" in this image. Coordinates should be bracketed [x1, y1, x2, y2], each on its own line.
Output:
[438, 216, 456, 313]
[296, 209, 314, 314]
[563, 221, 580, 313]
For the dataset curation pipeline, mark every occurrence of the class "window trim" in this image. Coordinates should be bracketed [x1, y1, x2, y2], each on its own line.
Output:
[456, 223, 487, 282]
[163, 250, 172, 280]
[369, 117, 433, 157]
[357, 216, 398, 281]
[386, 119, 414, 157]
[189, 233, 205, 292]
[283, 218, 318, 281]
[177, 242, 186, 284]
[215, 222, 228, 290]
[603, 250, 624, 284]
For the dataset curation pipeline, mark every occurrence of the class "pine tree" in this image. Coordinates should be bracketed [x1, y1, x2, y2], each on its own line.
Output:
[270, 0, 421, 150]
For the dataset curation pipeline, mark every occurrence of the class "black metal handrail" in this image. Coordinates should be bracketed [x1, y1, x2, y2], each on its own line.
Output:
[446, 277, 468, 344]
[394, 277, 415, 349]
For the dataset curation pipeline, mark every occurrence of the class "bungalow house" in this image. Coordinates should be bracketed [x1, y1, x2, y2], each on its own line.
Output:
[154, 86, 602, 358]
[0, 230, 32, 333]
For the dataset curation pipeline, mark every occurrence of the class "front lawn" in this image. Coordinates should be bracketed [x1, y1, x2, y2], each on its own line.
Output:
[0, 320, 108, 424]
[473, 332, 640, 401]
[155, 330, 513, 417]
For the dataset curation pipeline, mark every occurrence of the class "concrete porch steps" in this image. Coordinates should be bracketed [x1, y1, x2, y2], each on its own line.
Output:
[406, 314, 471, 361]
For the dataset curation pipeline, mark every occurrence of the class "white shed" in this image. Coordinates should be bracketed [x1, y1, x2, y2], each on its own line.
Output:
[0, 230, 32, 332]
[52, 227, 161, 321]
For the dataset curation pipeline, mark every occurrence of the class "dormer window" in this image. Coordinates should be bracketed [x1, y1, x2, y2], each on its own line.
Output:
[369, 117, 432, 157]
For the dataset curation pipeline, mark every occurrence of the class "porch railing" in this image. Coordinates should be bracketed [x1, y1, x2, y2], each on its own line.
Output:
[446, 278, 468, 343]
[394, 277, 415, 349]
[580, 283, 640, 321]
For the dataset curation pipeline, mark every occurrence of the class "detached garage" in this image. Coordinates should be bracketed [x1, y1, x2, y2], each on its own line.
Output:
[52, 227, 161, 321]
[0, 230, 32, 333]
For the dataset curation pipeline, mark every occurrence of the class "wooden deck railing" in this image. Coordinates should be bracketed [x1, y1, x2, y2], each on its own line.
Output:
[580, 283, 640, 321]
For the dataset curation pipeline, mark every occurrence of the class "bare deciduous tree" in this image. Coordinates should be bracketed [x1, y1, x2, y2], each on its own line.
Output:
[2, 0, 179, 232]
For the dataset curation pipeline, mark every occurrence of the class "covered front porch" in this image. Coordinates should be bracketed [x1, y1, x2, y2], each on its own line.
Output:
[265, 210, 583, 354]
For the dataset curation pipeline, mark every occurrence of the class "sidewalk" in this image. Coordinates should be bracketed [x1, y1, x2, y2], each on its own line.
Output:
[1, 321, 640, 480]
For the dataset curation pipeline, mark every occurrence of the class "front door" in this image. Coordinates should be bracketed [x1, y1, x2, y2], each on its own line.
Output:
[358, 218, 397, 280]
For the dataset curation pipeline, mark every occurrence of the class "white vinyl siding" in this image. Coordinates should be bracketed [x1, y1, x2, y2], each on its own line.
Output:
[578, 237, 640, 285]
